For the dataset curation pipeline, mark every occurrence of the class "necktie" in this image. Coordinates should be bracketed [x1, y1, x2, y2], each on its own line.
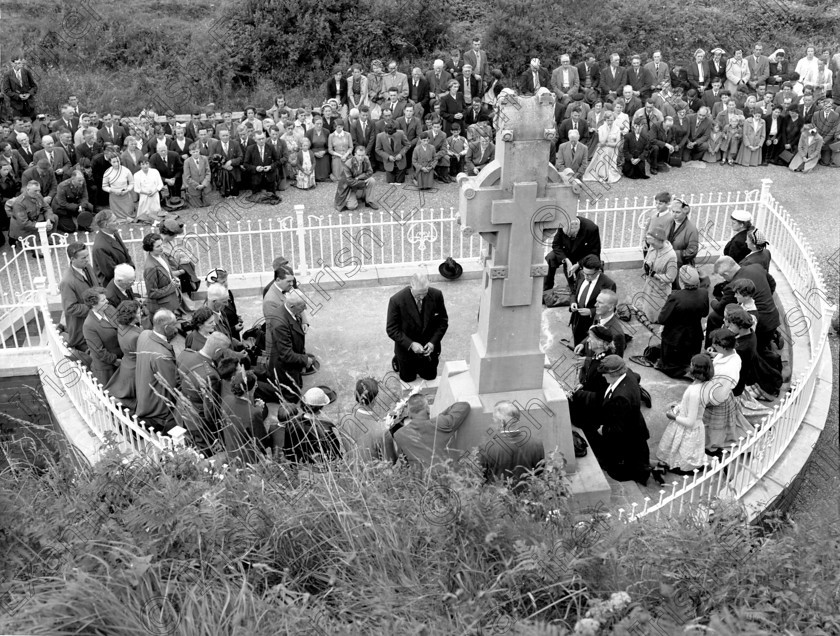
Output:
[656, 64, 660, 72]
[572, 142, 577, 154]
[573, 122, 577, 130]
[223, 143, 228, 154]
[534, 73, 540, 89]
[605, 388, 613, 401]
[83, 268, 93, 287]
[259, 147, 264, 161]
[47, 152, 53, 164]
[16, 71, 21, 83]
[416, 297, 423, 314]
[361, 122, 366, 135]
[578, 280, 590, 305]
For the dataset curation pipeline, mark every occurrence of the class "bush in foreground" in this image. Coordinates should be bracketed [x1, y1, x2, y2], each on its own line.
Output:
[0, 444, 838, 634]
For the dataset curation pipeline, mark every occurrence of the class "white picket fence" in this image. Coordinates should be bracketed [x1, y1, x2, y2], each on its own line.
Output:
[1, 187, 762, 302]
[0, 179, 833, 522]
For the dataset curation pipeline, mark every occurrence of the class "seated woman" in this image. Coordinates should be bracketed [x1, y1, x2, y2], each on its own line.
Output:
[703, 328, 754, 458]
[582, 110, 622, 184]
[654, 352, 715, 482]
[283, 386, 342, 464]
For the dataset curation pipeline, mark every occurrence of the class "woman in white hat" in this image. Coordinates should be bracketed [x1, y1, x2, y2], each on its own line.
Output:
[283, 387, 341, 464]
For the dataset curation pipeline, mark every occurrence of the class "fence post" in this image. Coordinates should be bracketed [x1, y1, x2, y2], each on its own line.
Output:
[756, 178, 772, 230]
[33, 276, 49, 332]
[168, 425, 187, 448]
[294, 204, 309, 276]
[36, 222, 58, 295]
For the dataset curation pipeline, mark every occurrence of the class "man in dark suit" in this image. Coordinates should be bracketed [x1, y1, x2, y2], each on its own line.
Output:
[268, 291, 316, 403]
[457, 64, 484, 107]
[407, 67, 430, 116]
[620, 86, 643, 122]
[627, 55, 655, 100]
[91, 211, 134, 286]
[266, 125, 288, 190]
[383, 87, 407, 121]
[33, 135, 71, 184]
[375, 124, 409, 183]
[702, 78, 724, 110]
[544, 215, 601, 293]
[57, 131, 77, 166]
[707, 256, 780, 351]
[592, 290, 626, 357]
[75, 128, 101, 165]
[96, 113, 126, 149]
[2, 58, 38, 119]
[395, 104, 422, 179]
[577, 54, 601, 92]
[212, 129, 244, 194]
[14, 132, 37, 166]
[51, 105, 79, 138]
[106, 263, 141, 309]
[463, 37, 490, 79]
[644, 51, 670, 87]
[622, 119, 650, 179]
[463, 96, 492, 128]
[519, 58, 550, 96]
[52, 170, 94, 234]
[21, 159, 58, 206]
[59, 242, 96, 352]
[569, 255, 617, 346]
[150, 143, 183, 201]
[556, 107, 589, 145]
[136, 310, 180, 432]
[686, 50, 711, 92]
[797, 91, 817, 123]
[682, 107, 712, 161]
[350, 105, 376, 158]
[592, 355, 651, 485]
[185, 111, 206, 142]
[386, 272, 449, 383]
[600, 54, 627, 99]
[425, 60, 453, 103]
[243, 132, 278, 196]
[390, 393, 470, 472]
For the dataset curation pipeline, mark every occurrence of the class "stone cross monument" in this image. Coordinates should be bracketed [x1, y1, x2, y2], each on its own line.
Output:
[432, 90, 609, 503]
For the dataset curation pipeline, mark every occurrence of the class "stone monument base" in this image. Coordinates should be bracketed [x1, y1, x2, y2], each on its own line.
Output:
[429, 361, 611, 511]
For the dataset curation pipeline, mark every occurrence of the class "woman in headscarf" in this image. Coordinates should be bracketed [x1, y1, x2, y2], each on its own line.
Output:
[656, 265, 709, 378]
[637, 226, 677, 323]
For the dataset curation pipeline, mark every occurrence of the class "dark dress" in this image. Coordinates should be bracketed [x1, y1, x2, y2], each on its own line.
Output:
[306, 128, 331, 181]
[104, 324, 141, 411]
[657, 287, 709, 378]
[734, 331, 782, 398]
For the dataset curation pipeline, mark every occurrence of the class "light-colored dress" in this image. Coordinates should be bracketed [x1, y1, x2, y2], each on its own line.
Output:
[328, 130, 353, 180]
[703, 130, 724, 162]
[704, 352, 754, 452]
[793, 56, 820, 94]
[736, 118, 766, 166]
[722, 112, 744, 156]
[102, 165, 135, 220]
[637, 241, 677, 322]
[280, 133, 299, 179]
[295, 150, 316, 189]
[133, 168, 164, 223]
[725, 58, 750, 94]
[657, 381, 709, 471]
[582, 123, 622, 183]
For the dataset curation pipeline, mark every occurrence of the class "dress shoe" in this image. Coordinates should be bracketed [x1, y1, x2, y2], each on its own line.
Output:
[650, 169, 658, 175]
[366, 201, 380, 210]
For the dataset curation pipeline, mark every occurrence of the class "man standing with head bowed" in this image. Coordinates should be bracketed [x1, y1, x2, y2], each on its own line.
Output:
[386, 271, 449, 384]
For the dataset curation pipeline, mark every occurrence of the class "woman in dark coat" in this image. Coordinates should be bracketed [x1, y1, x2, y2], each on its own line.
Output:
[439, 80, 465, 135]
[726, 306, 782, 401]
[305, 117, 331, 182]
[739, 227, 776, 294]
[104, 300, 142, 412]
[220, 367, 268, 465]
[656, 266, 709, 378]
[142, 232, 182, 317]
[568, 325, 614, 434]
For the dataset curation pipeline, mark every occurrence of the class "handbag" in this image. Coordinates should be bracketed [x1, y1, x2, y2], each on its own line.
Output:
[668, 153, 682, 167]
[178, 261, 201, 294]
[778, 149, 794, 163]
[572, 430, 588, 457]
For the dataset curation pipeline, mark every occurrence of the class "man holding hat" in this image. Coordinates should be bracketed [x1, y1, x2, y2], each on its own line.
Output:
[591, 354, 651, 485]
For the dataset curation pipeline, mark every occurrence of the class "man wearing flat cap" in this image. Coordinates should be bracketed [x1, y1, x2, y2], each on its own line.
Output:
[590, 354, 651, 485]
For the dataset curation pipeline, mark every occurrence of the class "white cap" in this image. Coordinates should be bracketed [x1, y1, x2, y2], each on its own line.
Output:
[730, 210, 752, 223]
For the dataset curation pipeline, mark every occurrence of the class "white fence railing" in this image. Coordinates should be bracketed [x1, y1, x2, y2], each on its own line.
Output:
[34, 285, 177, 456]
[617, 179, 834, 522]
[1, 188, 762, 303]
[0, 180, 832, 520]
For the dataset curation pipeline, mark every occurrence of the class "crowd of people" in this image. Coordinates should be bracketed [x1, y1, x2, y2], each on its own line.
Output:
[545, 192, 784, 485]
[4, 43, 838, 247]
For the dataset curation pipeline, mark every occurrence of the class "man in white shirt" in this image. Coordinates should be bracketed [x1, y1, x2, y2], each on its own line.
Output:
[551, 55, 580, 109]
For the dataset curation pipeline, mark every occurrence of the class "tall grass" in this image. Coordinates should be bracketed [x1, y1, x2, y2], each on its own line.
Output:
[1, 443, 838, 634]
